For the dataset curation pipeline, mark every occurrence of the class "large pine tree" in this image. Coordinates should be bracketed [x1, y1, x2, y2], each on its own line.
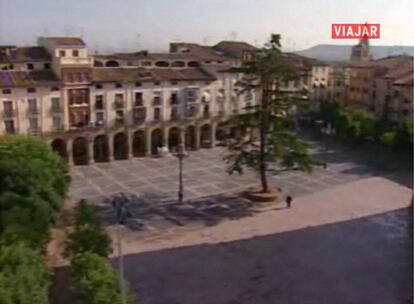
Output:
[224, 34, 321, 193]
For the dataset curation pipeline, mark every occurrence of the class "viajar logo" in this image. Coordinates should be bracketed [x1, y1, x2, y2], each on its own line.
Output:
[331, 23, 380, 39]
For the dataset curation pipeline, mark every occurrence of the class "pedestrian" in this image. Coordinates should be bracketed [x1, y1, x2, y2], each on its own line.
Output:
[286, 196, 292, 209]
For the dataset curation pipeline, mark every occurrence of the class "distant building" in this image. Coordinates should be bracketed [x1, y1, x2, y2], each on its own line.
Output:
[350, 37, 372, 62]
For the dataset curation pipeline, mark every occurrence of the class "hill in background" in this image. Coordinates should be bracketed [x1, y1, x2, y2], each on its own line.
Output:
[295, 44, 414, 62]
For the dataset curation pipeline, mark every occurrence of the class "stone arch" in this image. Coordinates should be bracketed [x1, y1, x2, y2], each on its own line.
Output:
[168, 127, 180, 153]
[105, 60, 120, 67]
[132, 130, 146, 157]
[216, 122, 228, 144]
[200, 124, 212, 148]
[187, 61, 199, 67]
[50, 138, 67, 160]
[171, 61, 185, 67]
[94, 134, 109, 162]
[155, 61, 170, 67]
[73, 137, 88, 166]
[113, 132, 128, 160]
[151, 128, 163, 155]
[94, 60, 104, 67]
[185, 125, 196, 150]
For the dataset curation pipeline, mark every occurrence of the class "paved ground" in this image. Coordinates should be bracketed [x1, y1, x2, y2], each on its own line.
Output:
[69, 137, 411, 235]
[54, 177, 413, 304]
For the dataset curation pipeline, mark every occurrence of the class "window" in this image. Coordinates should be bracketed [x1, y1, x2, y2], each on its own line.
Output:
[73, 50, 79, 57]
[51, 86, 60, 91]
[3, 101, 13, 117]
[51, 97, 60, 112]
[133, 108, 146, 123]
[4, 120, 15, 134]
[96, 112, 105, 125]
[28, 98, 38, 113]
[115, 94, 123, 108]
[153, 93, 162, 106]
[52, 116, 61, 129]
[59, 50, 66, 57]
[203, 104, 210, 118]
[95, 84, 102, 89]
[135, 82, 142, 87]
[153, 108, 161, 121]
[402, 109, 409, 116]
[170, 107, 179, 120]
[170, 92, 179, 105]
[27, 88, 36, 93]
[186, 89, 197, 101]
[154, 81, 160, 86]
[134, 92, 143, 106]
[2, 89, 11, 94]
[27, 63, 34, 70]
[29, 117, 38, 131]
[95, 95, 104, 110]
[44, 63, 50, 70]
[115, 83, 122, 88]
[171, 81, 178, 85]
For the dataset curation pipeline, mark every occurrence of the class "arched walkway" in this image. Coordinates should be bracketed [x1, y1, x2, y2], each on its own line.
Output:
[168, 127, 180, 153]
[132, 130, 146, 157]
[105, 60, 119, 67]
[200, 124, 212, 148]
[185, 126, 196, 150]
[50, 138, 67, 160]
[93, 60, 103, 67]
[73, 137, 88, 166]
[151, 129, 163, 155]
[216, 122, 228, 145]
[94, 135, 109, 162]
[113, 132, 128, 160]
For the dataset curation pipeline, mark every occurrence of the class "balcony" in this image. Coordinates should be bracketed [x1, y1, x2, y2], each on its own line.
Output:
[59, 56, 93, 66]
[153, 97, 162, 106]
[51, 106, 62, 114]
[2, 110, 15, 118]
[27, 127, 40, 135]
[133, 108, 146, 124]
[114, 100, 124, 110]
[27, 107, 39, 116]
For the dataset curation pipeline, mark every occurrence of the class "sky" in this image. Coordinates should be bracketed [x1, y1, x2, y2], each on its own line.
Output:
[0, 0, 413, 52]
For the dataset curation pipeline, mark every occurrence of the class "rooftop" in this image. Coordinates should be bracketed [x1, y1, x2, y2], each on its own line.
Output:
[0, 70, 58, 88]
[41, 37, 86, 47]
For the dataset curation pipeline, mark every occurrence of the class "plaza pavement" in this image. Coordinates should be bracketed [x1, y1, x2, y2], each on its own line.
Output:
[55, 176, 413, 304]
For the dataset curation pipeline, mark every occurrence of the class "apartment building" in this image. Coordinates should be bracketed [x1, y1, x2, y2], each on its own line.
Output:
[0, 37, 311, 165]
[312, 37, 413, 124]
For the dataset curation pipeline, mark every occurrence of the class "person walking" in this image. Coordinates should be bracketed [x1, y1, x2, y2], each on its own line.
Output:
[286, 196, 292, 209]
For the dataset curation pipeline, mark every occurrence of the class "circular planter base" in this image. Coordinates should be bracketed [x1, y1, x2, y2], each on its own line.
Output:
[244, 187, 281, 202]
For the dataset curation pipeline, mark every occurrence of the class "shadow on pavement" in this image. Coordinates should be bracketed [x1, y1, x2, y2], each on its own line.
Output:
[52, 207, 413, 304]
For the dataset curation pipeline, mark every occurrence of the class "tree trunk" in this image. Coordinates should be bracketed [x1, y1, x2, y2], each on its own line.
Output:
[259, 82, 269, 193]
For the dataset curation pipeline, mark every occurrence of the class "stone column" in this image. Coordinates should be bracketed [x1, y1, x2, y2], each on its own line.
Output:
[87, 137, 94, 164]
[195, 125, 201, 150]
[163, 127, 168, 149]
[127, 128, 133, 159]
[108, 133, 114, 161]
[66, 138, 74, 166]
[210, 123, 217, 148]
[145, 128, 151, 156]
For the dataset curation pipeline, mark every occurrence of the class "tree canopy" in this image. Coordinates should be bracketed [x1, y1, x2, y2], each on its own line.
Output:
[224, 34, 321, 192]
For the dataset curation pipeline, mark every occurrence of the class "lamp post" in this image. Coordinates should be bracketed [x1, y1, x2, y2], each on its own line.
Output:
[176, 89, 189, 203]
[111, 192, 130, 304]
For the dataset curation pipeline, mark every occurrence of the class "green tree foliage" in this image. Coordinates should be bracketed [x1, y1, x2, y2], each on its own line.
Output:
[0, 136, 70, 246]
[224, 34, 321, 192]
[0, 242, 50, 304]
[71, 252, 134, 304]
[65, 200, 112, 258]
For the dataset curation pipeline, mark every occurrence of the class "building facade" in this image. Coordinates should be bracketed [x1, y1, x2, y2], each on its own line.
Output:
[0, 37, 312, 165]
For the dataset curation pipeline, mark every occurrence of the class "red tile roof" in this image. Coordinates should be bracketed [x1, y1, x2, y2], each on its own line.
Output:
[0, 70, 58, 88]
[92, 67, 216, 83]
[43, 37, 86, 46]
[0, 46, 50, 63]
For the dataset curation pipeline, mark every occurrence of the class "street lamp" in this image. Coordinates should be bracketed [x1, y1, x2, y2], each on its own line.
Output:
[111, 192, 130, 304]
